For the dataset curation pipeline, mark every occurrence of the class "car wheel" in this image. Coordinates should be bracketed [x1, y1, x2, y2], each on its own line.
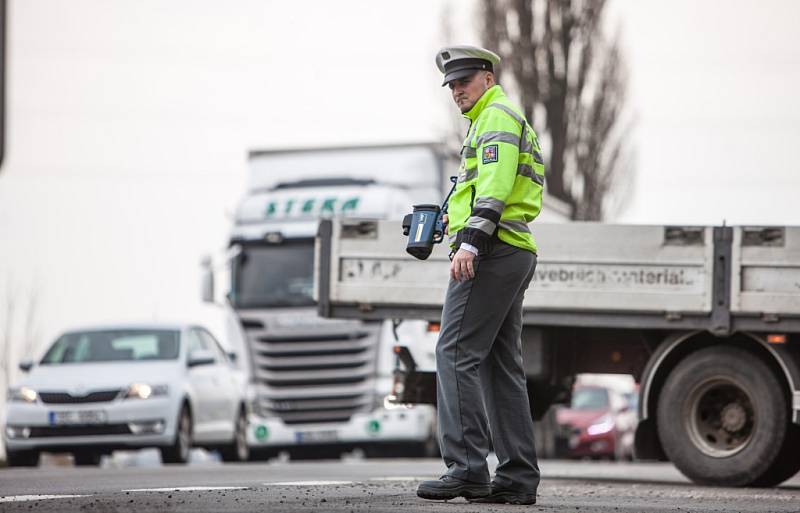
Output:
[220, 408, 249, 462]
[161, 404, 192, 464]
[73, 450, 102, 466]
[657, 346, 788, 486]
[6, 449, 40, 467]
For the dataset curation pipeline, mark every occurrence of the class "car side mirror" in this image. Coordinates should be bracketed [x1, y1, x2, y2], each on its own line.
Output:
[187, 350, 215, 368]
[226, 351, 238, 363]
[18, 360, 33, 372]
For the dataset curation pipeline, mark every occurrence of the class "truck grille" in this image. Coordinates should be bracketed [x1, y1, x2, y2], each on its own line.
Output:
[39, 390, 123, 404]
[246, 320, 380, 425]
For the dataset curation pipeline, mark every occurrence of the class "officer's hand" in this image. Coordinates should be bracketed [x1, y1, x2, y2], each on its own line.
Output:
[450, 248, 476, 282]
[442, 214, 449, 235]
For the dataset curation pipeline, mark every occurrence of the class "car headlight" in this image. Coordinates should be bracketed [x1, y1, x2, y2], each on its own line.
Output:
[125, 383, 169, 400]
[586, 413, 615, 436]
[8, 386, 38, 403]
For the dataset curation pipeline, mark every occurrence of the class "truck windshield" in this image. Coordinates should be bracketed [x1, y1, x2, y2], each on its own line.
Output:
[40, 330, 180, 364]
[231, 241, 315, 308]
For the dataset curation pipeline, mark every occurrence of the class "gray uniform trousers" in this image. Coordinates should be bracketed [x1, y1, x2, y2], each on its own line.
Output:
[436, 240, 540, 493]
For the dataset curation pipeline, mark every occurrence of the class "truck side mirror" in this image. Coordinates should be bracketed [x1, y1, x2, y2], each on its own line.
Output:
[201, 255, 214, 303]
[18, 360, 33, 372]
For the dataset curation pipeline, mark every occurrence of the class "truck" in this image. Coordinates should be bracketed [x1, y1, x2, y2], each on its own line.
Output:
[202, 143, 458, 459]
[314, 220, 800, 486]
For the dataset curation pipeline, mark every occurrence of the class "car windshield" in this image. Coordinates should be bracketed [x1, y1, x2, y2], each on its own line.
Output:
[231, 240, 315, 308]
[40, 330, 180, 364]
[570, 388, 610, 410]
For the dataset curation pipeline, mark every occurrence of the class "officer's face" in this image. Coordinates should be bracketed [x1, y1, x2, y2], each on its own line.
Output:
[449, 71, 493, 113]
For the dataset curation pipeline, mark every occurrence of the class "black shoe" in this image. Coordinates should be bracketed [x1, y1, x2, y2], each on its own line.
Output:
[416, 475, 491, 501]
[468, 484, 537, 505]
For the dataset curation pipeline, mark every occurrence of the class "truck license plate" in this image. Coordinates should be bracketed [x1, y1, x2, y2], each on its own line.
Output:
[49, 410, 107, 425]
[294, 430, 337, 443]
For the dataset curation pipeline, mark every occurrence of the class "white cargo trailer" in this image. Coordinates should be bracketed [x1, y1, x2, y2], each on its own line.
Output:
[315, 219, 800, 486]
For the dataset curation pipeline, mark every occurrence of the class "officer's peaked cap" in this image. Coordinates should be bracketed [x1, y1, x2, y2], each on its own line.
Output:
[436, 45, 501, 87]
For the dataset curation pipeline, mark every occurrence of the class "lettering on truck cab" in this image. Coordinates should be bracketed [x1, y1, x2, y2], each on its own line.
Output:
[265, 197, 360, 218]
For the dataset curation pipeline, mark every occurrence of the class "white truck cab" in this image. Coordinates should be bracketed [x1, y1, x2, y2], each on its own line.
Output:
[204, 144, 453, 458]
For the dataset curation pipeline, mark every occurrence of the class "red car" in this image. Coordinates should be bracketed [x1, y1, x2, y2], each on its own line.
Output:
[555, 385, 636, 460]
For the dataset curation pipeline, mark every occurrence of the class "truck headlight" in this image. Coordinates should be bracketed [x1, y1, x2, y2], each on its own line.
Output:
[125, 383, 168, 400]
[250, 399, 272, 418]
[9, 386, 38, 403]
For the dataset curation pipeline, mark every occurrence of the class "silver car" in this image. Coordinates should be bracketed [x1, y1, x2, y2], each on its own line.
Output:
[4, 323, 248, 466]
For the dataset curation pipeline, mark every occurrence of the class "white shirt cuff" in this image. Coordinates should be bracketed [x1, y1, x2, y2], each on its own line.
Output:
[460, 243, 479, 255]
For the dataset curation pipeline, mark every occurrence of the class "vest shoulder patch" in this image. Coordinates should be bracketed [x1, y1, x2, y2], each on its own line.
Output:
[482, 144, 498, 164]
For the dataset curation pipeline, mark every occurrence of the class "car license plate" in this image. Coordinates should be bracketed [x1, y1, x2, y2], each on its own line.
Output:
[49, 410, 107, 426]
[294, 430, 337, 443]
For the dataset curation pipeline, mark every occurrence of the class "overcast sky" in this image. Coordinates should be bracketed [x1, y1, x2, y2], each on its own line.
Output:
[1, 0, 799, 362]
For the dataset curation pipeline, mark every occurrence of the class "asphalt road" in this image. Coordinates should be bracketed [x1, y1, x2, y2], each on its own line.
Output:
[1, 457, 798, 512]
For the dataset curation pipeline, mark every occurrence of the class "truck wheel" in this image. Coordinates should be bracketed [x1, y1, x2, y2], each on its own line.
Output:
[402, 436, 440, 458]
[161, 405, 192, 464]
[420, 432, 441, 458]
[73, 450, 102, 466]
[657, 346, 787, 486]
[220, 408, 249, 462]
[248, 448, 278, 461]
[6, 449, 40, 467]
[751, 423, 800, 486]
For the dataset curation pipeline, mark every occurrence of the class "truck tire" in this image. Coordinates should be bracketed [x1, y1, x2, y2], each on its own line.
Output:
[420, 432, 441, 458]
[6, 449, 40, 467]
[220, 408, 249, 462]
[403, 435, 440, 458]
[657, 345, 787, 486]
[751, 423, 800, 486]
[161, 405, 192, 464]
[248, 448, 278, 461]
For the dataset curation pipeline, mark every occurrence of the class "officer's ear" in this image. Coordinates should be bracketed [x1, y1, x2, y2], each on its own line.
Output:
[484, 71, 496, 88]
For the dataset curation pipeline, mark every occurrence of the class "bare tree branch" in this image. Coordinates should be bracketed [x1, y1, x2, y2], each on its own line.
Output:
[481, 0, 635, 220]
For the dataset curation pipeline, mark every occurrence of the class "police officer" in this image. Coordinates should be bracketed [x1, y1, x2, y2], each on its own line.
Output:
[416, 45, 545, 505]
